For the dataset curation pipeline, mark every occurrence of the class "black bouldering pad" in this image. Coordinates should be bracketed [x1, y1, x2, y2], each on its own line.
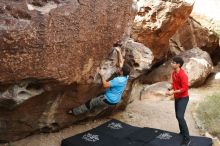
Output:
[95, 119, 141, 139]
[61, 119, 212, 146]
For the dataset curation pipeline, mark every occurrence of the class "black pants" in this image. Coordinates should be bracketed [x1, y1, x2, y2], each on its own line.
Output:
[175, 97, 190, 140]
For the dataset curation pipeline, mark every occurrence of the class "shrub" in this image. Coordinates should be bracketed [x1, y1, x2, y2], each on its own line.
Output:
[196, 93, 220, 138]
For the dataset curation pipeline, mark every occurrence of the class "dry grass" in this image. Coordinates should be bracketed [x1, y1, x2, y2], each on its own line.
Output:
[196, 93, 220, 138]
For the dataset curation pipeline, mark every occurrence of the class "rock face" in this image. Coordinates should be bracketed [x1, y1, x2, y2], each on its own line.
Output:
[131, 0, 193, 61]
[140, 81, 172, 101]
[0, 0, 134, 142]
[170, 17, 219, 56]
[142, 48, 213, 87]
[125, 81, 171, 103]
[122, 39, 154, 79]
[203, 62, 220, 88]
[0, 0, 133, 84]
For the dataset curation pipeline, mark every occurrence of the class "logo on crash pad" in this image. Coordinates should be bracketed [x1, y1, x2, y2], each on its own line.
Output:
[107, 122, 123, 129]
[156, 132, 172, 140]
[82, 133, 99, 142]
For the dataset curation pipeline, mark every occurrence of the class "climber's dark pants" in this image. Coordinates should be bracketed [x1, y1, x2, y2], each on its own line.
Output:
[175, 96, 190, 140]
[73, 94, 117, 115]
[85, 94, 117, 109]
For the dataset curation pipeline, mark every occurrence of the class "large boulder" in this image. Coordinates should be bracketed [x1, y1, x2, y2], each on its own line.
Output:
[131, 0, 194, 61]
[0, 0, 134, 142]
[140, 81, 172, 101]
[0, 0, 133, 84]
[189, 13, 220, 64]
[127, 81, 172, 102]
[142, 48, 213, 87]
[122, 38, 154, 79]
[202, 62, 220, 88]
[170, 17, 219, 56]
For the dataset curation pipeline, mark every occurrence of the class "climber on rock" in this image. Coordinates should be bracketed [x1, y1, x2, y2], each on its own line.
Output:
[67, 47, 130, 116]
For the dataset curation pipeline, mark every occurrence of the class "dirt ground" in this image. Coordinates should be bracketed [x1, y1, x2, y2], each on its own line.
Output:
[2, 88, 209, 146]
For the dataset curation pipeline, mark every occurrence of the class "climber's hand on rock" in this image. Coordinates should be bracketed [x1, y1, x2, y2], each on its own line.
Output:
[98, 68, 105, 76]
[115, 47, 121, 52]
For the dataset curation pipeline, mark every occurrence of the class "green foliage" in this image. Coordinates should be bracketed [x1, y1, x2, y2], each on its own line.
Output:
[7, 143, 13, 146]
[214, 29, 220, 37]
[210, 28, 220, 37]
[213, 23, 220, 37]
[196, 93, 220, 138]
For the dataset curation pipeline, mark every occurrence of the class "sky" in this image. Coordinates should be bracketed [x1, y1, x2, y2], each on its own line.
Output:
[193, 0, 220, 20]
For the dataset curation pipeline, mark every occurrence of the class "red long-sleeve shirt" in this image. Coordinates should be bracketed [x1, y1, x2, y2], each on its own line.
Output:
[172, 68, 189, 98]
